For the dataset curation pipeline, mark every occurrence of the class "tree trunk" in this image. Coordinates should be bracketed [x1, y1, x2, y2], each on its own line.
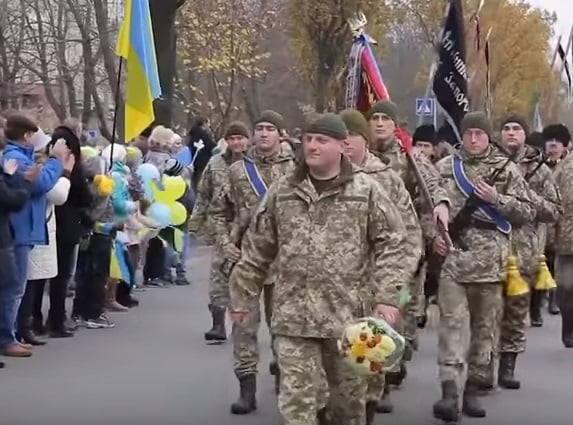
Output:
[149, 0, 187, 127]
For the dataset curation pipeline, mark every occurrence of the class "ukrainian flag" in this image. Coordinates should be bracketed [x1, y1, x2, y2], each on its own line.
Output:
[116, 0, 162, 142]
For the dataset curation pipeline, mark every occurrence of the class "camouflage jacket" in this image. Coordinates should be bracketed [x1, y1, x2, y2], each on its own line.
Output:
[359, 151, 423, 278]
[509, 145, 562, 277]
[554, 155, 573, 254]
[545, 158, 564, 252]
[188, 151, 239, 243]
[435, 145, 535, 283]
[229, 157, 408, 339]
[211, 143, 295, 248]
[371, 137, 448, 241]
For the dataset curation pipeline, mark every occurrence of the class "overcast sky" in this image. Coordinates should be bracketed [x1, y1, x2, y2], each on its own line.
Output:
[529, 0, 572, 44]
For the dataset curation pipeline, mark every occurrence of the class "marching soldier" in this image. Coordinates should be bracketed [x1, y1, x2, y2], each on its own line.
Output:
[366, 100, 447, 412]
[542, 124, 570, 315]
[339, 109, 423, 424]
[551, 127, 573, 348]
[229, 113, 407, 425]
[210, 110, 295, 414]
[496, 115, 561, 389]
[188, 121, 250, 342]
[431, 112, 535, 422]
[412, 124, 439, 162]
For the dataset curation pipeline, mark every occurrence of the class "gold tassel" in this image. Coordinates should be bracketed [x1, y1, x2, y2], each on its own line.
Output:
[534, 255, 557, 290]
[505, 255, 530, 297]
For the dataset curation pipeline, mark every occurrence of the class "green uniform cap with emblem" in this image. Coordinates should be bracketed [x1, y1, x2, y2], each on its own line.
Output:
[339, 109, 370, 142]
[306, 113, 348, 140]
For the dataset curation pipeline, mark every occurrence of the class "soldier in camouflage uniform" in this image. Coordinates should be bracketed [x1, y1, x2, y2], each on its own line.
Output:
[339, 109, 422, 424]
[365, 100, 446, 412]
[431, 112, 535, 422]
[542, 124, 570, 316]
[188, 121, 250, 342]
[496, 116, 561, 389]
[229, 113, 407, 425]
[210, 110, 295, 414]
[551, 133, 573, 349]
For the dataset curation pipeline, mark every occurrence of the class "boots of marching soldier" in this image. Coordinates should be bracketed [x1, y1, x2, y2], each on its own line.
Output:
[17, 317, 47, 346]
[529, 290, 544, 327]
[433, 380, 460, 423]
[204, 305, 227, 342]
[548, 288, 560, 315]
[498, 352, 520, 389]
[317, 408, 327, 425]
[376, 382, 394, 413]
[462, 380, 486, 418]
[230, 374, 257, 415]
[269, 358, 280, 394]
[365, 401, 377, 425]
[557, 286, 573, 348]
[476, 356, 495, 394]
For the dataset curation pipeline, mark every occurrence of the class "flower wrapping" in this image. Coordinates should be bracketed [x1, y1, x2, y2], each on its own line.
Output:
[338, 317, 405, 375]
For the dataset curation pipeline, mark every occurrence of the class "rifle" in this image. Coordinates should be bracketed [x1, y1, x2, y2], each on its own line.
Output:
[524, 148, 547, 182]
[448, 155, 514, 250]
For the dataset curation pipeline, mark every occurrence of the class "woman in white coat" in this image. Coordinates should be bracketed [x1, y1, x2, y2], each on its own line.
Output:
[15, 131, 74, 346]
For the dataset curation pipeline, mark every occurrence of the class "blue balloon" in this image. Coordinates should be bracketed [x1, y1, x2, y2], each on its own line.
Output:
[176, 146, 192, 166]
[136, 163, 160, 183]
[148, 202, 171, 227]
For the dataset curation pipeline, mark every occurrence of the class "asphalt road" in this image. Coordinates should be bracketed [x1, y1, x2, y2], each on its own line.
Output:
[0, 246, 571, 425]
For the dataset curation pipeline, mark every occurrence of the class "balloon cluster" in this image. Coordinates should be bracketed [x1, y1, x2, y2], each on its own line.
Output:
[136, 163, 187, 228]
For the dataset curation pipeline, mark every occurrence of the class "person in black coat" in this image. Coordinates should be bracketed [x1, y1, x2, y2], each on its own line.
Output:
[187, 117, 215, 191]
[31, 118, 94, 337]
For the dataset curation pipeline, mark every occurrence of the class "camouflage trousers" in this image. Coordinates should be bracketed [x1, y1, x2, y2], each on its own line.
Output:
[438, 277, 503, 388]
[403, 265, 424, 344]
[232, 284, 275, 377]
[276, 335, 366, 425]
[498, 273, 534, 353]
[208, 245, 229, 309]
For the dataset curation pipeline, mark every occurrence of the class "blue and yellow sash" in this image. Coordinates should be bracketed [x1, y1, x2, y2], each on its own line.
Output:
[452, 155, 511, 234]
[243, 159, 267, 200]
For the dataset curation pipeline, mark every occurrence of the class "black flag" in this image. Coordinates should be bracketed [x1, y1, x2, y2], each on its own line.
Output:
[433, 0, 469, 139]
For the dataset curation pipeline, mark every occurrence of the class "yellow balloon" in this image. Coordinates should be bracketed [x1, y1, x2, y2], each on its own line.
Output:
[152, 176, 186, 202]
[168, 201, 187, 225]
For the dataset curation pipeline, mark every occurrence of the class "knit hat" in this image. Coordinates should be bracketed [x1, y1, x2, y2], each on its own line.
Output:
[413, 124, 436, 145]
[542, 124, 570, 146]
[306, 113, 348, 140]
[339, 109, 369, 141]
[501, 114, 529, 135]
[255, 110, 285, 131]
[224, 121, 250, 139]
[366, 100, 399, 122]
[437, 123, 458, 145]
[164, 158, 184, 176]
[460, 112, 492, 138]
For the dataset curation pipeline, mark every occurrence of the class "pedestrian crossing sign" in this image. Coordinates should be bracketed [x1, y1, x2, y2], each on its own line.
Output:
[416, 98, 434, 117]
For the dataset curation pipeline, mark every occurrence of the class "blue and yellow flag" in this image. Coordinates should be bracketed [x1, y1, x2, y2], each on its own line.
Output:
[116, 0, 162, 142]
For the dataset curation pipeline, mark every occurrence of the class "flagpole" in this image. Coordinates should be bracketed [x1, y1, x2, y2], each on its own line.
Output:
[108, 58, 124, 172]
[484, 27, 493, 119]
[551, 35, 562, 68]
[417, 0, 451, 128]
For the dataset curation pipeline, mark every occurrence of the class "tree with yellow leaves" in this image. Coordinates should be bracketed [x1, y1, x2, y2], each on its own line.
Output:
[176, 0, 276, 136]
[401, 0, 559, 122]
[286, 0, 400, 112]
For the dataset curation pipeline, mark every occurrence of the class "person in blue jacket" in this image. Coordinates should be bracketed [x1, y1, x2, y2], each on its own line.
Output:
[1, 114, 69, 356]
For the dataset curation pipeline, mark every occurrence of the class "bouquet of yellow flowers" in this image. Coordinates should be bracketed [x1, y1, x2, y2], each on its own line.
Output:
[338, 317, 405, 375]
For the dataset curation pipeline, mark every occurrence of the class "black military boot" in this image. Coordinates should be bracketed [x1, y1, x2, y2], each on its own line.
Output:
[433, 380, 459, 423]
[548, 289, 560, 315]
[204, 306, 227, 341]
[498, 352, 520, 389]
[462, 380, 486, 418]
[530, 290, 544, 327]
[317, 408, 327, 425]
[376, 384, 394, 413]
[230, 374, 257, 414]
[557, 287, 573, 348]
[476, 357, 495, 394]
[269, 359, 280, 394]
[366, 401, 377, 425]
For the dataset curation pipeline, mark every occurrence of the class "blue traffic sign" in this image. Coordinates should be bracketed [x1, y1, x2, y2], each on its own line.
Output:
[416, 98, 435, 117]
